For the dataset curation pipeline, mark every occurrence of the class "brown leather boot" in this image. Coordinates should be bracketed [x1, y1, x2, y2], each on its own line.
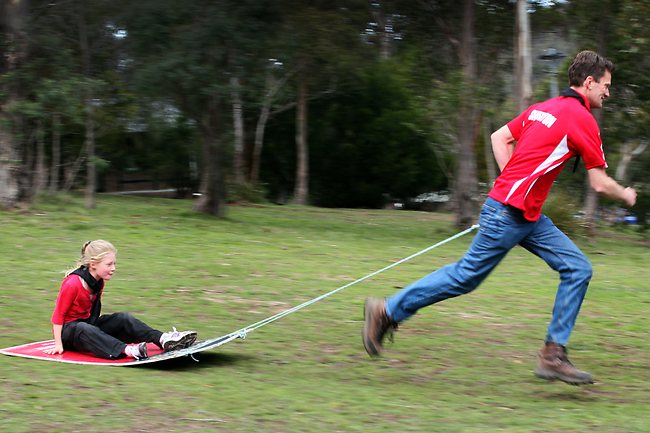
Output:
[362, 298, 398, 357]
[535, 342, 594, 385]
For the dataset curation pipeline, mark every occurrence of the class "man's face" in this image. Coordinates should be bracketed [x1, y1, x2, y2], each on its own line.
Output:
[585, 70, 611, 109]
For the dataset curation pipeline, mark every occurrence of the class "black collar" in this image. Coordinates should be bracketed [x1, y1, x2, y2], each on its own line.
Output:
[559, 88, 588, 172]
[560, 87, 588, 109]
[71, 266, 103, 294]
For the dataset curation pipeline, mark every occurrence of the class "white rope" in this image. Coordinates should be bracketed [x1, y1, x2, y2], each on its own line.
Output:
[229, 224, 480, 340]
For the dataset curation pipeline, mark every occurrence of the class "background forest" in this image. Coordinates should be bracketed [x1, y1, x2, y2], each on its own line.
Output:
[1, 0, 648, 229]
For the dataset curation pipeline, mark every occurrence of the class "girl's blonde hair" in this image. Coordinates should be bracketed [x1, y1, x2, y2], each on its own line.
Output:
[66, 240, 117, 276]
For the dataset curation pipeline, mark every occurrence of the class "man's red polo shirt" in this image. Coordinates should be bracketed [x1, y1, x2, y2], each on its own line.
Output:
[488, 91, 607, 221]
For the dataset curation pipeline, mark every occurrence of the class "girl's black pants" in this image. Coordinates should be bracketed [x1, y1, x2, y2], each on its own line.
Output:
[62, 312, 163, 359]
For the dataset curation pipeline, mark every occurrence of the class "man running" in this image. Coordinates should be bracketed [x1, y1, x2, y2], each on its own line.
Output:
[363, 50, 637, 385]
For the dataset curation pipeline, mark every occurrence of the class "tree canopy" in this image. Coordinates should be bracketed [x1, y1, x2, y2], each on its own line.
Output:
[1, 0, 647, 227]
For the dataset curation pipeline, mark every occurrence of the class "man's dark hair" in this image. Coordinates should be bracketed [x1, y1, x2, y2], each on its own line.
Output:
[568, 50, 615, 86]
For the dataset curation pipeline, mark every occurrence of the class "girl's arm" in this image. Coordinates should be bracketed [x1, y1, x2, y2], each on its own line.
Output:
[43, 324, 64, 354]
[45, 276, 77, 354]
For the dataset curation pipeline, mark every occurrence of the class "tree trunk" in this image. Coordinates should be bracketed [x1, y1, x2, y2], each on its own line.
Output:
[583, 110, 603, 236]
[454, 0, 478, 228]
[583, 180, 598, 229]
[49, 112, 62, 193]
[251, 102, 271, 186]
[583, 5, 611, 236]
[251, 67, 293, 185]
[84, 102, 96, 209]
[293, 70, 309, 205]
[78, 0, 96, 209]
[483, 119, 497, 185]
[0, 0, 28, 209]
[373, 1, 392, 60]
[515, 0, 533, 113]
[193, 96, 226, 217]
[63, 144, 86, 192]
[615, 140, 647, 183]
[33, 119, 47, 197]
[230, 75, 245, 185]
[0, 123, 20, 208]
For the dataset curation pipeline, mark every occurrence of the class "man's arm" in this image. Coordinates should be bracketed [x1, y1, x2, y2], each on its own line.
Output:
[491, 124, 517, 172]
[587, 167, 637, 207]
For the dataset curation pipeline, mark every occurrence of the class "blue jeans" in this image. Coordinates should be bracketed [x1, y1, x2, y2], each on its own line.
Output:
[385, 197, 592, 346]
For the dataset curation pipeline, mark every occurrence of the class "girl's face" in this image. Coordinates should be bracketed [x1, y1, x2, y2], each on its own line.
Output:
[90, 252, 117, 281]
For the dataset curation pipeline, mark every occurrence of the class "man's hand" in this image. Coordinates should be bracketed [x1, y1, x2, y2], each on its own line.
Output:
[622, 187, 637, 208]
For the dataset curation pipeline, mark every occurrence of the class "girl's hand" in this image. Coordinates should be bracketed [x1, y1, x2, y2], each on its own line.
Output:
[43, 342, 64, 355]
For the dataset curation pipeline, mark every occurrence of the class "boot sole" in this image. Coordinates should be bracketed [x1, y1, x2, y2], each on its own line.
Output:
[534, 368, 594, 385]
[362, 301, 381, 357]
[163, 332, 198, 352]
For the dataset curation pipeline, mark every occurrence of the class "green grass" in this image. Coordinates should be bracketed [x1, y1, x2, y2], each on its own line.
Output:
[1, 194, 649, 433]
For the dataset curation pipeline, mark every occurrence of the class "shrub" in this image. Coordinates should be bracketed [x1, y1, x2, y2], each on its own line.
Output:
[227, 183, 268, 204]
[543, 190, 586, 238]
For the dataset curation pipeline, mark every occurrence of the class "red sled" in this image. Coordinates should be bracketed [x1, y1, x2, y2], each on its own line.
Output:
[0, 334, 240, 366]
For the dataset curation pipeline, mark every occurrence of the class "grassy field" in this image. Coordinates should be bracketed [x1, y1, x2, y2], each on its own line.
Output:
[1, 194, 649, 433]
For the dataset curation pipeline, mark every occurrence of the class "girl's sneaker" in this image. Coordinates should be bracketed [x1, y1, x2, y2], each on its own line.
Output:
[124, 342, 149, 360]
[160, 327, 198, 351]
